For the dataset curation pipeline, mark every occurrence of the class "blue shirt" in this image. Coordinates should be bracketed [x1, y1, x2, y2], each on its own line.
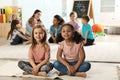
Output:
[82, 24, 94, 39]
[50, 25, 61, 36]
[26, 23, 32, 34]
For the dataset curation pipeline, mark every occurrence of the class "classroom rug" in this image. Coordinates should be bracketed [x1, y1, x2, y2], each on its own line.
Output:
[117, 65, 120, 80]
[0, 42, 120, 63]
[0, 60, 118, 80]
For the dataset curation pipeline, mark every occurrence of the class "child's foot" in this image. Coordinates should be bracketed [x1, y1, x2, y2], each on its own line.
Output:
[74, 72, 87, 78]
[57, 72, 65, 76]
[37, 72, 47, 77]
[23, 72, 29, 75]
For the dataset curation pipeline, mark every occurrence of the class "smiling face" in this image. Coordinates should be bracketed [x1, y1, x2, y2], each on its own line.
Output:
[61, 25, 74, 40]
[70, 12, 77, 21]
[70, 14, 77, 21]
[34, 12, 41, 20]
[33, 28, 45, 43]
[16, 23, 21, 29]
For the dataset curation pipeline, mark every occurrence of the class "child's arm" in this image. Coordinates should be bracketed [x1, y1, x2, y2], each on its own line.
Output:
[84, 31, 89, 44]
[28, 48, 37, 68]
[29, 58, 36, 68]
[29, 58, 38, 75]
[57, 48, 75, 75]
[37, 45, 50, 68]
[74, 43, 85, 71]
[17, 33, 29, 40]
[29, 49, 38, 75]
[37, 58, 49, 68]
[51, 35, 56, 42]
[57, 48, 69, 68]
[25, 30, 31, 36]
[50, 26, 56, 42]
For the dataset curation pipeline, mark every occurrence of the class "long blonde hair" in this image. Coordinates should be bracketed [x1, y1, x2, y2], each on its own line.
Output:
[31, 25, 49, 51]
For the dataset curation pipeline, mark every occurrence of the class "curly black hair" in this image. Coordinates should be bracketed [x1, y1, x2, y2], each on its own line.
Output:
[56, 24, 84, 44]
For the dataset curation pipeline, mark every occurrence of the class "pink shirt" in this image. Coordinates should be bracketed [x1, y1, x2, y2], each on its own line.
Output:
[59, 40, 82, 62]
[28, 45, 50, 63]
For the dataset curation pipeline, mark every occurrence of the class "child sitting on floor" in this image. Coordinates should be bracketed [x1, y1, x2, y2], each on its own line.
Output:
[81, 15, 95, 46]
[54, 24, 91, 78]
[7, 20, 31, 45]
[26, 17, 37, 34]
[18, 25, 53, 77]
[48, 15, 64, 43]
[68, 11, 80, 32]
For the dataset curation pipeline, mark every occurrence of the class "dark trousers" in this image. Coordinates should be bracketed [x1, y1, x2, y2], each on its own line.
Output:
[11, 32, 27, 45]
[84, 39, 95, 46]
[48, 35, 63, 43]
[18, 61, 53, 74]
[48, 37, 54, 43]
[11, 35, 27, 45]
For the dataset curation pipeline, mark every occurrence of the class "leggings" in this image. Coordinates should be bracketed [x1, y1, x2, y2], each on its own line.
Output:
[54, 61, 91, 74]
[18, 61, 53, 74]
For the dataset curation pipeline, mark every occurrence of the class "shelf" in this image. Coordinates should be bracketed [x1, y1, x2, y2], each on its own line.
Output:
[0, 23, 11, 38]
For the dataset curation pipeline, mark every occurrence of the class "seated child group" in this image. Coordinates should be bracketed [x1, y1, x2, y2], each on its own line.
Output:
[7, 9, 95, 78]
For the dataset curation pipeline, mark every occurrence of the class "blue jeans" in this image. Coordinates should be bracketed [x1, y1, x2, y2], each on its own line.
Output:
[54, 61, 91, 74]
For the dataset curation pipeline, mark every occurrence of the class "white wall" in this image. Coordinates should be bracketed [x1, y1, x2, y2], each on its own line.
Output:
[66, 0, 101, 26]
[100, 0, 120, 26]
[18, 0, 101, 29]
[1, 0, 101, 29]
[0, 0, 13, 8]
[92, 0, 101, 24]
[18, 0, 62, 29]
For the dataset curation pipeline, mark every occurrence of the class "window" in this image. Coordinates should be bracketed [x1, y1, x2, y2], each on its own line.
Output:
[101, 0, 115, 12]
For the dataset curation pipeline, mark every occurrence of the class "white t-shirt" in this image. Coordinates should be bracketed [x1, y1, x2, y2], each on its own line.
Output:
[9, 29, 20, 42]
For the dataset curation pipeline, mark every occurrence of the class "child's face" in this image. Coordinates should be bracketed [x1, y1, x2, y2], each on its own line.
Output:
[53, 18, 59, 25]
[61, 26, 74, 40]
[70, 14, 77, 21]
[34, 28, 45, 42]
[16, 23, 21, 29]
[81, 18, 87, 24]
[30, 19, 37, 27]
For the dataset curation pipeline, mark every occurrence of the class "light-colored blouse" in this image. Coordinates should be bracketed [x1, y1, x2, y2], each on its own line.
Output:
[68, 21, 80, 31]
